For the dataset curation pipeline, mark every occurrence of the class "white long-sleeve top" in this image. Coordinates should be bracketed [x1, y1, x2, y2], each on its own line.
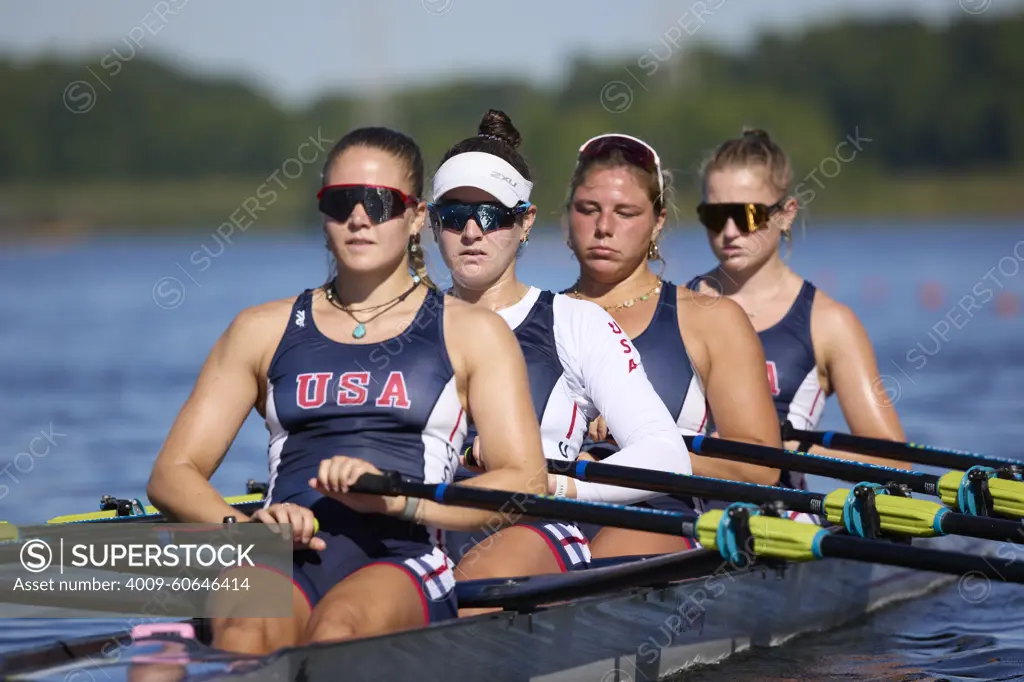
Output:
[489, 287, 692, 504]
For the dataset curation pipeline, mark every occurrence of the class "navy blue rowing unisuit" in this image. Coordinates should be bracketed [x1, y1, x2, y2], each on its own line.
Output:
[625, 282, 707, 522]
[262, 287, 466, 619]
[579, 281, 707, 539]
[449, 288, 591, 572]
[686, 277, 826, 494]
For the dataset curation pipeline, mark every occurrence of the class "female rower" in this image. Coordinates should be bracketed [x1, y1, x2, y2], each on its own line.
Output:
[146, 125, 548, 654]
[429, 110, 692, 600]
[688, 127, 910, 473]
[564, 132, 784, 559]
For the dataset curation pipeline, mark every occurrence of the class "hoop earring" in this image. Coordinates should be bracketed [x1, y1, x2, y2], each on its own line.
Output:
[647, 240, 661, 261]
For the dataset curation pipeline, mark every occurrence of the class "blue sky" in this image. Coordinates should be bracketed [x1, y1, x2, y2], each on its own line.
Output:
[2, 0, 1020, 105]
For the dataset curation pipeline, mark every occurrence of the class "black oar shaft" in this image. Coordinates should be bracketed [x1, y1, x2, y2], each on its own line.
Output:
[547, 459, 824, 515]
[354, 472, 1024, 585]
[350, 472, 699, 538]
[784, 426, 1020, 471]
[818, 533, 1024, 583]
[556, 457, 1024, 545]
[940, 513, 1024, 544]
[685, 435, 940, 496]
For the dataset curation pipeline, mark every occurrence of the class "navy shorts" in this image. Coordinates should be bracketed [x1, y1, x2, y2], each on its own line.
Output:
[273, 491, 457, 623]
[447, 520, 592, 572]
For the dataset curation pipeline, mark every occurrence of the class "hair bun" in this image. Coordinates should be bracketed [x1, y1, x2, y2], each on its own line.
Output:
[741, 126, 772, 143]
[477, 109, 522, 150]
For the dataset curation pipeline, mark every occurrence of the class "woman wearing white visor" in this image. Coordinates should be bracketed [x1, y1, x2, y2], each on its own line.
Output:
[429, 110, 693, 615]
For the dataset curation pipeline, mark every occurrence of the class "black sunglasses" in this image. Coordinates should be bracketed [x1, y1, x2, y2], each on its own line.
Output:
[428, 201, 531, 233]
[317, 184, 418, 224]
[696, 200, 787, 234]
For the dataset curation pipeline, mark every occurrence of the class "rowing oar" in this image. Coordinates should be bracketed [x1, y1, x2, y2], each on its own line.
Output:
[546, 458, 1024, 543]
[684, 435, 1024, 520]
[349, 470, 1024, 584]
[781, 422, 1024, 478]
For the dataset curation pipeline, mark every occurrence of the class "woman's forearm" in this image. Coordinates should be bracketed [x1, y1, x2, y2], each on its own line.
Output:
[690, 453, 780, 486]
[412, 463, 548, 532]
[148, 464, 254, 523]
[788, 441, 913, 471]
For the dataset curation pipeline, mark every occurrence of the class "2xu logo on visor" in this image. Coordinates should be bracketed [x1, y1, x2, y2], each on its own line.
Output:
[318, 184, 418, 224]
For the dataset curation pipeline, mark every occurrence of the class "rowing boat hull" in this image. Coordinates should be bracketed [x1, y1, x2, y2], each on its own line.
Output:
[1, 533, 994, 682]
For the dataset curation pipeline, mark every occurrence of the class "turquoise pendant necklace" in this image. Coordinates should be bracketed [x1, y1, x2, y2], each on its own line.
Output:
[323, 277, 421, 339]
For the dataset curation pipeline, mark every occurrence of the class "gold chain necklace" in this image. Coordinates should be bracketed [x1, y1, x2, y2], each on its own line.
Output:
[569, 277, 662, 311]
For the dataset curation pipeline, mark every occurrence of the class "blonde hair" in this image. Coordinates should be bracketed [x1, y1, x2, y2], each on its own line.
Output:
[407, 234, 437, 289]
[699, 127, 792, 198]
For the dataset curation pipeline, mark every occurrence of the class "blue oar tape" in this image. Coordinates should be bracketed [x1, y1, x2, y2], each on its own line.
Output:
[715, 502, 761, 566]
[433, 483, 449, 503]
[842, 482, 886, 537]
[576, 460, 589, 480]
[932, 507, 950, 535]
[957, 465, 997, 516]
[822, 431, 836, 448]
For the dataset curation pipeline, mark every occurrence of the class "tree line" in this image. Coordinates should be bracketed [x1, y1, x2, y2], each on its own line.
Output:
[1, 10, 1021, 221]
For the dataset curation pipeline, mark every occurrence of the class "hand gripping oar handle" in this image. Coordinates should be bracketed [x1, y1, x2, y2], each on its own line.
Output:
[781, 422, 1024, 475]
[548, 458, 820, 514]
[349, 470, 698, 537]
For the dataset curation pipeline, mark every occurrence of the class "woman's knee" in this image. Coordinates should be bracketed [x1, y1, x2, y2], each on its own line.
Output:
[212, 617, 281, 655]
[302, 604, 363, 644]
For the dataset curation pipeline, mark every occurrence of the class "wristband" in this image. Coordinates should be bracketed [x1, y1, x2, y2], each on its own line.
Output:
[397, 496, 421, 522]
[552, 474, 569, 499]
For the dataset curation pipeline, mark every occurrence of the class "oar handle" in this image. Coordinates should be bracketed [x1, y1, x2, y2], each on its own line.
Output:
[685, 435, 939, 496]
[782, 423, 1022, 472]
[347, 472, 698, 538]
[548, 458, 823, 515]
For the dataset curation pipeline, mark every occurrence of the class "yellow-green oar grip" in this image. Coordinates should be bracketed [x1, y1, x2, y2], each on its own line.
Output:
[938, 470, 1024, 519]
[824, 488, 947, 537]
[696, 509, 825, 563]
[989, 478, 1024, 519]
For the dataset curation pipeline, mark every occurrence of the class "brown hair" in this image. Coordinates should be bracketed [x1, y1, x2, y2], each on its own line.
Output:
[699, 127, 792, 199]
[566, 146, 669, 215]
[438, 108, 533, 182]
[321, 126, 436, 289]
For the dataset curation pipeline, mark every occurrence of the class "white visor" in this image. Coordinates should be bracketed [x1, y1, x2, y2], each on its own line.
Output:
[430, 152, 533, 208]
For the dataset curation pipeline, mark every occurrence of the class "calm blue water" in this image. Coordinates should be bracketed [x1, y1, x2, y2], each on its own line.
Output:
[1, 223, 1023, 679]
